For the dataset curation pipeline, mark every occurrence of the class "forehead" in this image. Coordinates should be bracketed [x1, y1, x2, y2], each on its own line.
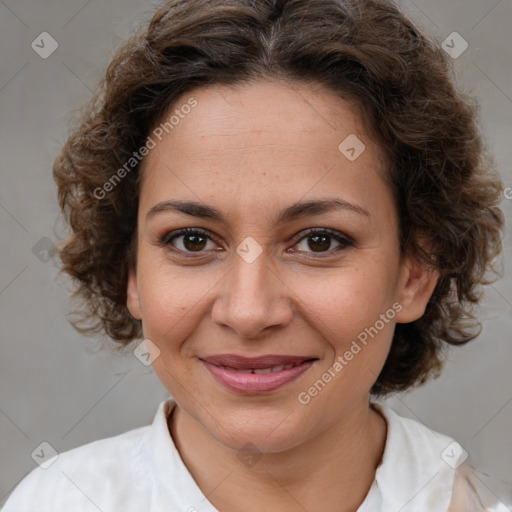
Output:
[139, 79, 391, 225]
[155, 79, 371, 148]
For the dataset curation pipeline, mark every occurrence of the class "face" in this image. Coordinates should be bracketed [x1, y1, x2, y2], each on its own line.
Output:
[127, 79, 436, 453]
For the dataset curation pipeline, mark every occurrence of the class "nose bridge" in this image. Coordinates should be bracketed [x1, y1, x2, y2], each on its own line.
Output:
[231, 249, 272, 303]
[211, 247, 293, 338]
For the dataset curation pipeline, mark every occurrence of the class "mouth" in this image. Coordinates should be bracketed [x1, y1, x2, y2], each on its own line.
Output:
[199, 354, 318, 394]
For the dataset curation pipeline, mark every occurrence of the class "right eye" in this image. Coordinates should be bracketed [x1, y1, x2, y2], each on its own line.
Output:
[160, 228, 220, 256]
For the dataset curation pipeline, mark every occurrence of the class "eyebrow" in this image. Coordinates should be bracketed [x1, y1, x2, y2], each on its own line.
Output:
[146, 198, 370, 224]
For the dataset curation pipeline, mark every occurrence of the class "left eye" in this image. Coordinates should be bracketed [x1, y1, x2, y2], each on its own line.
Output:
[293, 229, 351, 254]
[296, 231, 342, 252]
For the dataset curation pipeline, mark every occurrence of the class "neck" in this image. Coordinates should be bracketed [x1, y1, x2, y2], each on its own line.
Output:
[169, 397, 387, 512]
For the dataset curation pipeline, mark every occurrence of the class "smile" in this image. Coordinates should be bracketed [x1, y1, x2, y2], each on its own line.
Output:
[199, 354, 318, 394]
[222, 363, 299, 374]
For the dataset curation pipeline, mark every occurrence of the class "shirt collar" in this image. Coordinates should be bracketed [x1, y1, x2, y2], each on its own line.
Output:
[146, 397, 219, 512]
[371, 402, 462, 512]
[145, 398, 462, 511]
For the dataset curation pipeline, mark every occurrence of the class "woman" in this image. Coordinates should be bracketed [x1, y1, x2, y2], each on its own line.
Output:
[3, 0, 509, 510]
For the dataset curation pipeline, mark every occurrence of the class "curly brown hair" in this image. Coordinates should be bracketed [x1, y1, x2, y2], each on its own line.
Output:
[53, 0, 504, 396]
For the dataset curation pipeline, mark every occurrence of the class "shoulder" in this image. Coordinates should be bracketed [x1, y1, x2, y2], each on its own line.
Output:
[373, 402, 467, 469]
[2, 424, 152, 512]
[372, 402, 467, 512]
[448, 465, 512, 512]
[372, 403, 511, 512]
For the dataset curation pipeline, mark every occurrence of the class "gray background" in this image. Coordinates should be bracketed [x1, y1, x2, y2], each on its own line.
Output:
[1, 0, 511, 506]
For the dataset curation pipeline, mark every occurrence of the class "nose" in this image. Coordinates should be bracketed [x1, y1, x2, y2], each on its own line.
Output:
[211, 249, 294, 339]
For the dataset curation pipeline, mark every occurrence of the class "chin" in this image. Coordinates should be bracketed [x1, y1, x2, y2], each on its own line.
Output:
[201, 405, 313, 454]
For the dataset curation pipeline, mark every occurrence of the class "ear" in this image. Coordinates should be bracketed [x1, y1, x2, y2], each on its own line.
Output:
[395, 253, 439, 324]
[127, 266, 142, 320]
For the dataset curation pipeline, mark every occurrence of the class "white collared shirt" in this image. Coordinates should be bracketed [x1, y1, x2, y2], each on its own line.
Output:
[2, 398, 510, 511]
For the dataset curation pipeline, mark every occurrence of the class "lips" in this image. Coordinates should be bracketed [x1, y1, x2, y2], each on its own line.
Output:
[199, 354, 318, 394]
[200, 354, 316, 370]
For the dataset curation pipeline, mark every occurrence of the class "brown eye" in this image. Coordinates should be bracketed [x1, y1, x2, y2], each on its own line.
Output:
[292, 229, 354, 256]
[181, 233, 208, 251]
[163, 228, 217, 253]
[304, 234, 333, 252]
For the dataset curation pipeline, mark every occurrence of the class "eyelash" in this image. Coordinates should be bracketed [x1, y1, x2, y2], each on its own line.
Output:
[158, 227, 355, 258]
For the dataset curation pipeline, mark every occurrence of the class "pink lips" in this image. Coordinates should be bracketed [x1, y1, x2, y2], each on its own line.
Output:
[200, 354, 317, 394]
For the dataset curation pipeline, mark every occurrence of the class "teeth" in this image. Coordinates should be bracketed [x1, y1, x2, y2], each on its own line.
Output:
[221, 363, 302, 373]
[253, 367, 273, 374]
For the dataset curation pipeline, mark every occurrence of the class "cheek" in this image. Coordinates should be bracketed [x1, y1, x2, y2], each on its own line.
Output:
[290, 263, 398, 404]
[294, 273, 396, 415]
[137, 267, 210, 395]
[136, 257, 215, 352]
[297, 263, 399, 343]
